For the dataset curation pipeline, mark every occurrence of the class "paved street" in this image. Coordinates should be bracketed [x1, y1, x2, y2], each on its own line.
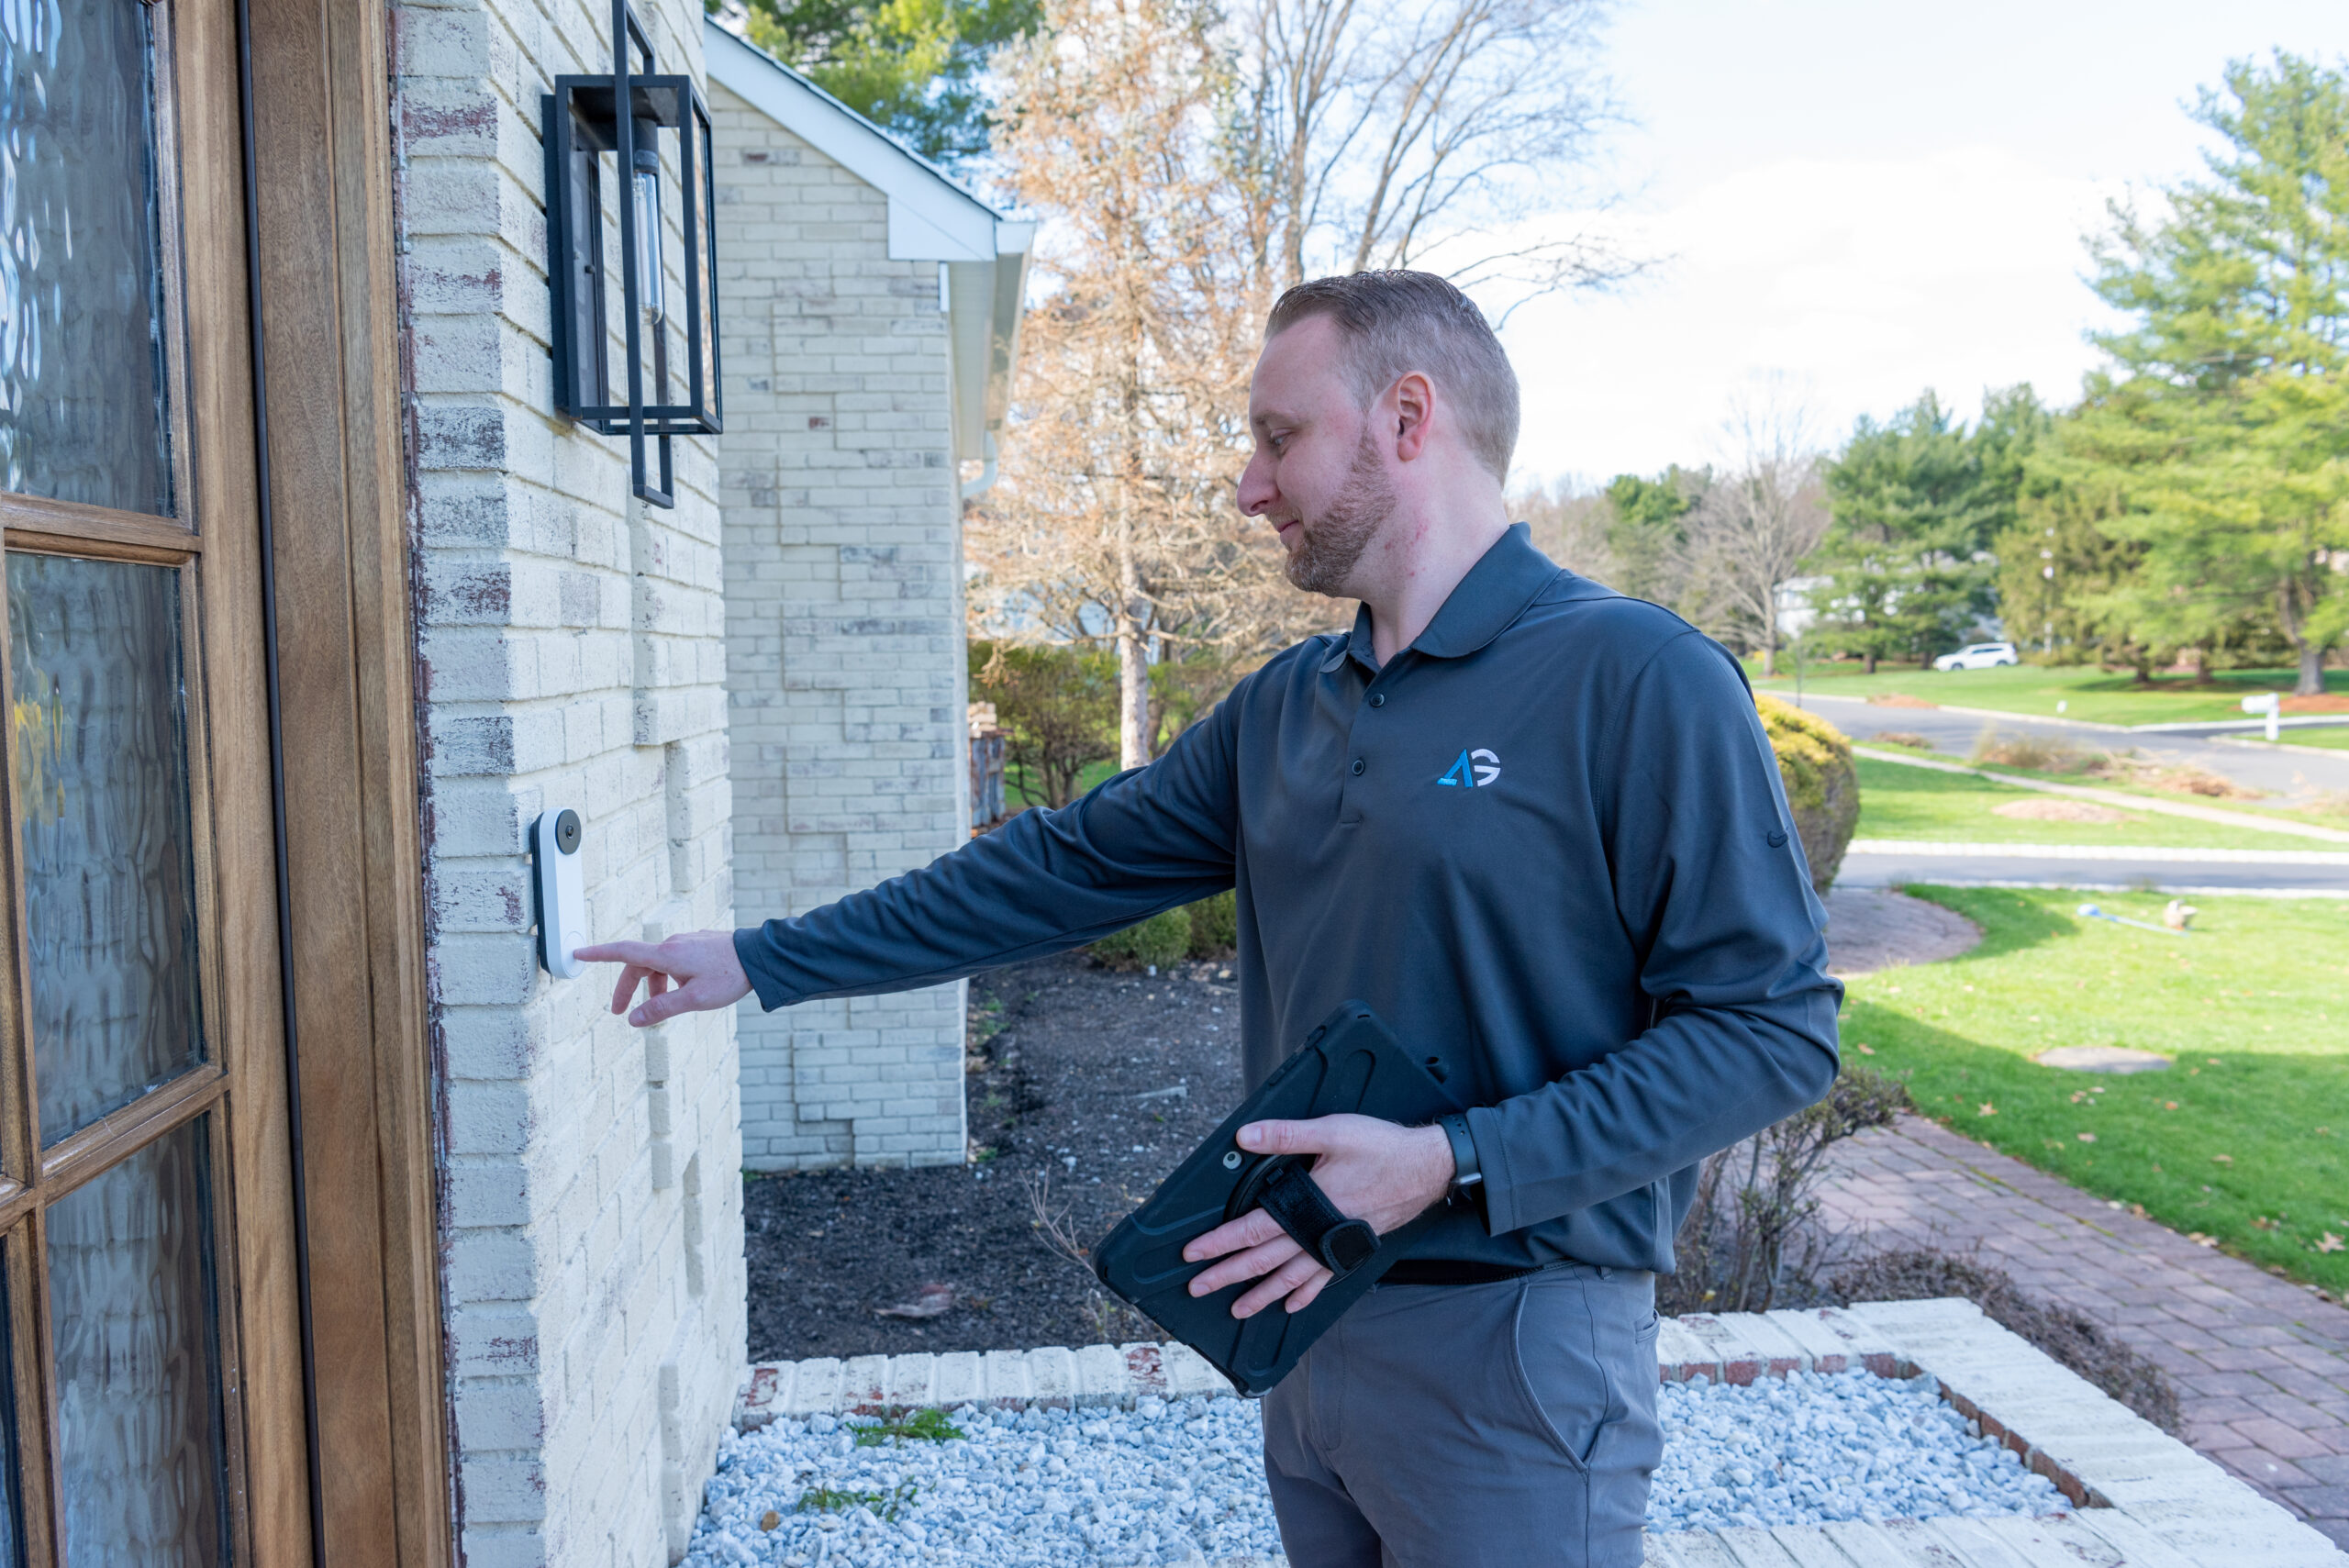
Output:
[1785, 690, 2349, 804]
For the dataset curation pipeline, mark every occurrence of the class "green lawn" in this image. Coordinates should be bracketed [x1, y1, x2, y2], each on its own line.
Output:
[1951, 762, 2349, 832]
[2253, 728, 2349, 752]
[1852, 757, 2328, 849]
[1842, 886, 2349, 1294]
[1752, 660, 2349, 727]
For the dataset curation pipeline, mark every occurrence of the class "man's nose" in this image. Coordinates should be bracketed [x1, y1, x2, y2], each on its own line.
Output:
[1236, 452, 1275, 516]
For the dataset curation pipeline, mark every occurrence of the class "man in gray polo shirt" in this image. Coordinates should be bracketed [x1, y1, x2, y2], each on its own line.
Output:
[582, 270, 1842, 1567]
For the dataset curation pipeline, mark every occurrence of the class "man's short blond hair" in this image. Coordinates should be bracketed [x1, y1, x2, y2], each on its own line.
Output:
[1265, 271, 1520, 482]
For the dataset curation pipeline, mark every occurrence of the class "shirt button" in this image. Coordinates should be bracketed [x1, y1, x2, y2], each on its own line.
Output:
[1368, 693, 1386, 708]
[1350, 758, 1365, 776]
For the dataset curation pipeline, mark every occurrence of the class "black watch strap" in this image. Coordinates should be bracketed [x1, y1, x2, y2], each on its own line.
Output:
[1439, 1112, 1482, 1199]
[1256, 1161, 1380, 1276]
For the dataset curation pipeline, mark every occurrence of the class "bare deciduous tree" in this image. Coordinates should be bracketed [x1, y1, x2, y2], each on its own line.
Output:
[1685, 390, 1831, 675]
[1239, 0, 1635, 305]
[972, 0, 1312, 766]
[1513, 478, 1618, 583]
[972, 0, 1640, 766]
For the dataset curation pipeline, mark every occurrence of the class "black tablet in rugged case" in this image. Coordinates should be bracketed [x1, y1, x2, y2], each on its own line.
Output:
[1090, 1001, 1461, 1396]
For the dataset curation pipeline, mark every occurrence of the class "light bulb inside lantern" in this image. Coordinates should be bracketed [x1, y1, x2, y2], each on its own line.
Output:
[632, 150, 664, 324]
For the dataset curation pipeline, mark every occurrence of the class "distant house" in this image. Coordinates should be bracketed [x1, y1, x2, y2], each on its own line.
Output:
[708, 25, 1033, 1173]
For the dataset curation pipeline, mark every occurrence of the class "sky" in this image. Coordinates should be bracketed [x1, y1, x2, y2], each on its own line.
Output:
[1495, 0, 2349, 491]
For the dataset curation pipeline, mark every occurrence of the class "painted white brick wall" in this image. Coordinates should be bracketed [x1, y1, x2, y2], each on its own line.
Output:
[712, 83, 970, 1173]
[392, 0, 748, 1562]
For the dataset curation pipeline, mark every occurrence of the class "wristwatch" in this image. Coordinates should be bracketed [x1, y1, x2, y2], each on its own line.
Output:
[1438, 1113, 1483, 1209]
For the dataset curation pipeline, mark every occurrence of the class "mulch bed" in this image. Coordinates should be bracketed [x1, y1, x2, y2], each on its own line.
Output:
[741, 951, 1243, 1361]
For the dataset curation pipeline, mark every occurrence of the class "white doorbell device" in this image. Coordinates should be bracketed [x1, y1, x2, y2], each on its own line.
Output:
[531, 807, 588, 979]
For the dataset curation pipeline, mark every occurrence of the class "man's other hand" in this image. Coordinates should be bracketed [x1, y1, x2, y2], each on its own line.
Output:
[1181, 1114, 1453, 1318]
[576, 930, 752, 1027]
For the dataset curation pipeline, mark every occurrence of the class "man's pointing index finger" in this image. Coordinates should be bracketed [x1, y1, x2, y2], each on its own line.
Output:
[573, 940, 662, 966]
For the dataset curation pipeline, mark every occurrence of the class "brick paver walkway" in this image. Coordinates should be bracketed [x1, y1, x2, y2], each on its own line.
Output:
[1820, 1115, 2349, 1550]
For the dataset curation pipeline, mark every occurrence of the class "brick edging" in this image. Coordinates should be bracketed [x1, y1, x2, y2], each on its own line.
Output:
[731, 1305, 1909, 1429]
[735, 1340, 1230, 1426]
[1846, 1299, 2343, 1566]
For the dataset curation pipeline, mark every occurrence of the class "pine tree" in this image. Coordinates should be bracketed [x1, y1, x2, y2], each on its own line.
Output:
[1599, 467, 1702, 606]
[2066, 52, 2349, 695]
[967, 0, 1294, 768]
[1806, 391, 2031, 672]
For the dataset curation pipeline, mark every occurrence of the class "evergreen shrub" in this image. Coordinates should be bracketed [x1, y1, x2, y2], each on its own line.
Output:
[1755, 694, 1859, 894]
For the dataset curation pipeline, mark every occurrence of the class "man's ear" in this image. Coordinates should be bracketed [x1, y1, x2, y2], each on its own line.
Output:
[1392, 372, 1433, 462]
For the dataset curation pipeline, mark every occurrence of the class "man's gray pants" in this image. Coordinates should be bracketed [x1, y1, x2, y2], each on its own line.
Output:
[1261, 1262, 1662, 1568]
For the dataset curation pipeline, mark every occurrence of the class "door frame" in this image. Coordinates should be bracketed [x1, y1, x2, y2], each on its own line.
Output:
[238, 0, 452, 1558]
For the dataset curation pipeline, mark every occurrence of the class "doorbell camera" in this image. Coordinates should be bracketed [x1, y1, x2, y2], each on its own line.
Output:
[531, 807, 588, 979]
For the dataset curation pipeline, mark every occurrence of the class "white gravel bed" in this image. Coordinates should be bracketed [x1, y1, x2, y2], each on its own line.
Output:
[683, 1370, 2063, 1567]
[1648, 1368, 2065, 1532]
[689, 1398, 1282, 1567]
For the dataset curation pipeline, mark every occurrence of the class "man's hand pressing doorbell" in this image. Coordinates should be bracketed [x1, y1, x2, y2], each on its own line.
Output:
[552, 806, 754, 1022]
[531, 807, 589, 978]
[575, 929, 751, 1027]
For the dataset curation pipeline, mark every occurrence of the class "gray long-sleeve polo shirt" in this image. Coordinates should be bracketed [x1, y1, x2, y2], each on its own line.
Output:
[735, 523, 1843, 1274]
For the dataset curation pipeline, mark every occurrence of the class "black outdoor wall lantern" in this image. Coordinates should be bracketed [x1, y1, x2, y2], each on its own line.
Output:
[543, 0, 722, 508]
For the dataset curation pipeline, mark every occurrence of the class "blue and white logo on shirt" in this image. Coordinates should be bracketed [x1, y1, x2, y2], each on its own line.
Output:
[1436, 748, 1502, 788]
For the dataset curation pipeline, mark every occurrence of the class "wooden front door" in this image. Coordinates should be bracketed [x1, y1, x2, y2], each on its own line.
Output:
[0, 0, 313, 1561]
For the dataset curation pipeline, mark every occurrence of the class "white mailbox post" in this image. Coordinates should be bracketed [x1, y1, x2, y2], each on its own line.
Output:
[2240, 691, 2282, 742]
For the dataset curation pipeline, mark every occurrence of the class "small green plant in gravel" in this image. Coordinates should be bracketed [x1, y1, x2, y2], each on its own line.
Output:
[850, 1407, 964, 1447]
[1843, 885, 2349, 1296]
[796, 1482, 919, 1519]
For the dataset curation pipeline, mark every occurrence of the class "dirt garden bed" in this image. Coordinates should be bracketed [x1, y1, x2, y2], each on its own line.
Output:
[743, 952, 1244, 1360]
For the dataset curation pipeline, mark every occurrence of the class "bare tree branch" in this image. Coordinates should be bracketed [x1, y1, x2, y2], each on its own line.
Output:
[971, 0, 1333, 764]
[1240, 0, 1637, 305]
[1685, 384, 1832, 676]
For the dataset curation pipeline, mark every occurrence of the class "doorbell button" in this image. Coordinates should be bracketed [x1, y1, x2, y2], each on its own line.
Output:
[531, 807, 589, 979]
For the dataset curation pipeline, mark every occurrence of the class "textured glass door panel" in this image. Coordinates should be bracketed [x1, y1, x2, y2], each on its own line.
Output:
[0, 1253, 19, 1568]
[0, 0, 173, 516]
[46, 1118, 228, 1565]
[7, 552, 204, 1145]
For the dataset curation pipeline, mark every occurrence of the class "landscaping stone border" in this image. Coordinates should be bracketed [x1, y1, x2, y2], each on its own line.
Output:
[728, 1297, 2344, 1566]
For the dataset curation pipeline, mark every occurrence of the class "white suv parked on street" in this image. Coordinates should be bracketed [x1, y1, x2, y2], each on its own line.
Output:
[1933, 641, 2019, 671]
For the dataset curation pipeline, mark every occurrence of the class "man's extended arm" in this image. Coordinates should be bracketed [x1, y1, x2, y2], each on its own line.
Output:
[1464, 632, 1844, 1237]
[729, 694, 1241, 1008]
[582, 686, 1247, 1027]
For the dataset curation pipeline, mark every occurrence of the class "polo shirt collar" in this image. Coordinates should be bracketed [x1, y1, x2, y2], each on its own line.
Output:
[1328, 522, 1558, 671]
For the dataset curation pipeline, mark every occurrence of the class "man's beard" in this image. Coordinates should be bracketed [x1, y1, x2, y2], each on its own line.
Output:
[1283, 425, 1397, 595]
